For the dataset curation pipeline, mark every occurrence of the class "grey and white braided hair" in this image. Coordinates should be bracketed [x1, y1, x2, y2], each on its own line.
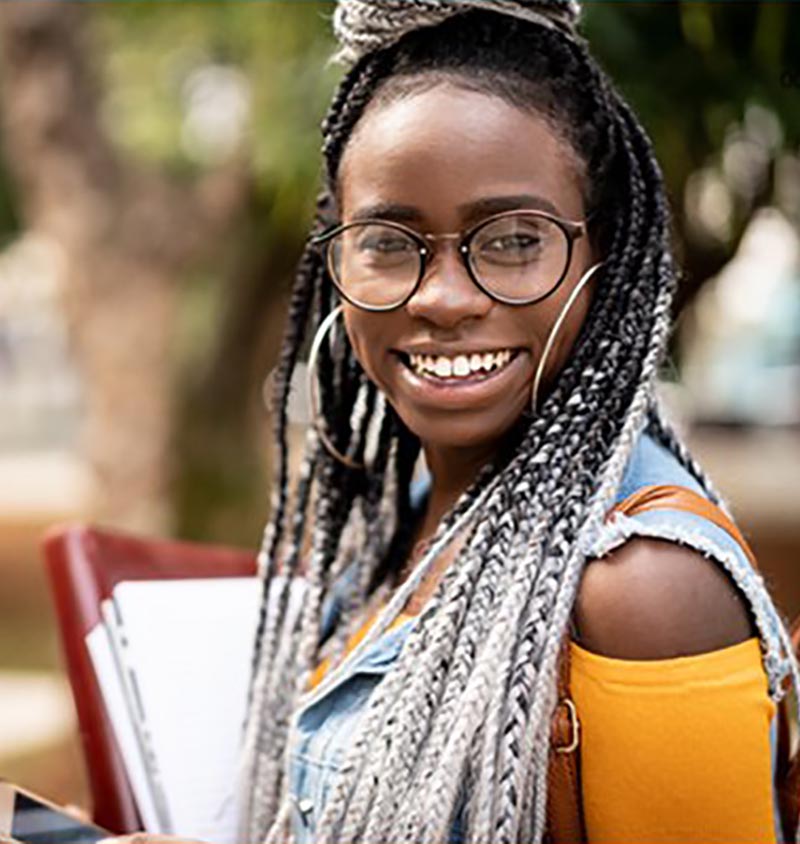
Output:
[330, 0, 581, 64]
[235, 2, 728, 842]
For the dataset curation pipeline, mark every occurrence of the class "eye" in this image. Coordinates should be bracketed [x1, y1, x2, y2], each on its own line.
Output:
[481, 233, 541, 253]
[471, 216, 553, 267]
[357, 232, 414, 254]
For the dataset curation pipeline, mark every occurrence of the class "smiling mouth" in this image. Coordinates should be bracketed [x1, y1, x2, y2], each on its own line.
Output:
[394, 348, 523, 383]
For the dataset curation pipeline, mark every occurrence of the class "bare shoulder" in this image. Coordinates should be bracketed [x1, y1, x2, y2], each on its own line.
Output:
[574, 536, 758, 660]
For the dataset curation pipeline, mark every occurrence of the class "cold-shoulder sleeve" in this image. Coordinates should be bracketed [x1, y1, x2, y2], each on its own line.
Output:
[569, 636, 781, 843]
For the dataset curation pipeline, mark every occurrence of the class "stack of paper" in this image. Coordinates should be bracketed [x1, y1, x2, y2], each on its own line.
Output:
[85, 575, 307, 843]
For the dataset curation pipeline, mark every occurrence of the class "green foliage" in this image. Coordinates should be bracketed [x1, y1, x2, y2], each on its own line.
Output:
[583, 2, 800, 200]
[0, 154, 21, 245]
[93, 1, 800, 543]
[2, 1, 797, 544]
[82, 3, 343, 543]
[93, 2, 337, 193]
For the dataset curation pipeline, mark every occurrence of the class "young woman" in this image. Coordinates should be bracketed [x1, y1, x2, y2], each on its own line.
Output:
[101, 1, 800, 843]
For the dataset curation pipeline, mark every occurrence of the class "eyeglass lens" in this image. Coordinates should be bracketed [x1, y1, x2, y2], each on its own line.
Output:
[327, 214, 570, 308]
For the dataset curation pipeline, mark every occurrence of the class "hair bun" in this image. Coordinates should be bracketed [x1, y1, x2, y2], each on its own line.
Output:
[331, 0, 582, 66]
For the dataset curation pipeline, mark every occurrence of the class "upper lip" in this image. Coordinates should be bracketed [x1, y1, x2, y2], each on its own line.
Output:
[394, 344, 522, 357]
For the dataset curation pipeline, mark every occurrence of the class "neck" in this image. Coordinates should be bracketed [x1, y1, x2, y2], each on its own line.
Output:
[420, 444, 496, 533]
[415, 415, 528, 545]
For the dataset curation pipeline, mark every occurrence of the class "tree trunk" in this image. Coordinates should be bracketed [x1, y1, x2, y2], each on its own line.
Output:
[0, 1, 247, 533]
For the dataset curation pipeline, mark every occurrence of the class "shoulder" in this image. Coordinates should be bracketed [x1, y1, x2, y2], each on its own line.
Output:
[576, 428, 759, 659]
[574, 536, 758, 660]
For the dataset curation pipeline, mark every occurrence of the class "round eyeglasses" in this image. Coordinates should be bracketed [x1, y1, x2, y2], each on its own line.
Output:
[310, 208, 594, 312]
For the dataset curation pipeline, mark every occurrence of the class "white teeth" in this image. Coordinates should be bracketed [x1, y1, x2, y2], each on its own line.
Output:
[453, 355, 470, 376]
[435, 357, 452, 377]
[407, 348, 515, 379]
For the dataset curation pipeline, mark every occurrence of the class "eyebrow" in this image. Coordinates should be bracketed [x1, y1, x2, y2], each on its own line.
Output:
[461, 194, 562, 220]
[348, 193, 562, 224]
[349, 202, 421, 223]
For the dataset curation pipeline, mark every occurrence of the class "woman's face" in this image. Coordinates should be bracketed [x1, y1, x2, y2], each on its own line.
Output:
[337, 83, 598, 452]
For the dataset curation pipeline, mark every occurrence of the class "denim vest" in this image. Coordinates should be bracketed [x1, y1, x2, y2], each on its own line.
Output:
[283, 429, 795, 843]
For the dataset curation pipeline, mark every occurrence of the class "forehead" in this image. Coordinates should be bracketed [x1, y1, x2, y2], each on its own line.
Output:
[337, 83, 585, 222]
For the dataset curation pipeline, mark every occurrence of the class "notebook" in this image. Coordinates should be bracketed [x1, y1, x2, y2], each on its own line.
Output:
[85, 575, 308, 843]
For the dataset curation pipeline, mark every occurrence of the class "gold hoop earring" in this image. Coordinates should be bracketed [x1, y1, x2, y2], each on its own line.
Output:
[531, 261, 605, 413]
[306, 303, 366, 470]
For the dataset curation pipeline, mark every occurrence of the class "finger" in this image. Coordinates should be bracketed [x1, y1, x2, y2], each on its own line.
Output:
[64, 802, 92, 824]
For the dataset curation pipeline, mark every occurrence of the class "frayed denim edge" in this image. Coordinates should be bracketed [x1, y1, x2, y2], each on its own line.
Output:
[580, 511, 799, 708]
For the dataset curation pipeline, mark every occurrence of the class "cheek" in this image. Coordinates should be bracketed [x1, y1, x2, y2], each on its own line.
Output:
[540, 278, 595, 364]
[518, 270, 596, 366]
[342, 308, 366, 362]
[514, 303, 559, 351]
[343, 310, 384, 383]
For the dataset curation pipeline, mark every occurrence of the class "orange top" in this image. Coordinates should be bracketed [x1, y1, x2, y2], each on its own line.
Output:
[309, 612, 778, 842]
[570, 636, 777, 843]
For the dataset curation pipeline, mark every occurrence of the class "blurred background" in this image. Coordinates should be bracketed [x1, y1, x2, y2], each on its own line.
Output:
[0, 0, 798, 816]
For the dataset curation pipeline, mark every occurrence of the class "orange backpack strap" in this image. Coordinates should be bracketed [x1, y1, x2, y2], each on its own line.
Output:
[546, 483, 766, 843]
[612, 484, 759, 571]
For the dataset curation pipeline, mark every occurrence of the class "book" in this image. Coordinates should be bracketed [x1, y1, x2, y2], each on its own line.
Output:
[85, 575, 307, 843]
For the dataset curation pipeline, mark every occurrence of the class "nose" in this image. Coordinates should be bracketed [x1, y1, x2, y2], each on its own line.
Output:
[404, 239, 492, 326]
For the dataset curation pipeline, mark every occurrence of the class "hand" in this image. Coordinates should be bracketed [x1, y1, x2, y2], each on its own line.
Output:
[97, 836, 213, 843]
[64, 803, 92, 824]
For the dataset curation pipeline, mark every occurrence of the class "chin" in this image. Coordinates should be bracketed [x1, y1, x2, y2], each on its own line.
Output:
[402, 409, 527, 450]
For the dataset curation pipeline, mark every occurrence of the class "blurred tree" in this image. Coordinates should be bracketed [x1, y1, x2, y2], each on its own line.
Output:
[0, 1, 337, 539]
[583, 2, 800, 317]
[0, 1, 796, 543]
[89, 2, 340, 541]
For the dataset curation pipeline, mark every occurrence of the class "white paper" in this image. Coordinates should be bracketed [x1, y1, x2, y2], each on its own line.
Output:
[87, 575, 308, 844]
[86, 622, 161, 832]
